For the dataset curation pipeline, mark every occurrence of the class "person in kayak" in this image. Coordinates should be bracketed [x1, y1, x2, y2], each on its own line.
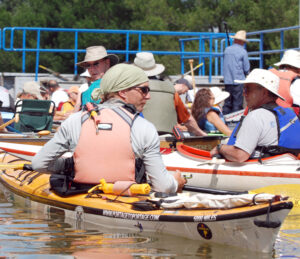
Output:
[270, 49, 300, 115]
[133, 52, 207, 136]
[191, 87, 232, 136]
[32, 63, 186, 193]
[210, 68, 300, 162]
[73, 46, 119, 112]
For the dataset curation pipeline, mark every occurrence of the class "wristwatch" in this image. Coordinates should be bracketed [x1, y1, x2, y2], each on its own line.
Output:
[217, 144, 223, 153]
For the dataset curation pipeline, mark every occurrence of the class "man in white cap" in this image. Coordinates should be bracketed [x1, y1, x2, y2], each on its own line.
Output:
[73, 46, 119, 112]
[32, 64, 186, 194]
[211, 68, 300, 162]
[270, 49, 300, 115]
[223, 30, 250, 115]
[134, 52, 206, 136]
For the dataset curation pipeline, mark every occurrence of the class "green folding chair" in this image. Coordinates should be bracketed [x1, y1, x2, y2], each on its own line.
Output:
[14, 99, 55, 132]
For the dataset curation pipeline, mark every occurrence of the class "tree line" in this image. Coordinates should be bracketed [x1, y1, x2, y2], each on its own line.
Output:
[0, 0, 298, 75]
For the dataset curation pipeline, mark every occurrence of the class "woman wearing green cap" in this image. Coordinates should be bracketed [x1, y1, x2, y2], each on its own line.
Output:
[32, 64, 186, 194]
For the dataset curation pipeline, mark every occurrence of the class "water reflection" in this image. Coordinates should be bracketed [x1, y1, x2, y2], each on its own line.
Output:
[0, 187, 299, 258]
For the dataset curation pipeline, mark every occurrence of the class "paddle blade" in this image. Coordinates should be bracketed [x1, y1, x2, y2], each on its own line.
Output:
[0, 163, 32, 170]
[250, 184, 300, 215]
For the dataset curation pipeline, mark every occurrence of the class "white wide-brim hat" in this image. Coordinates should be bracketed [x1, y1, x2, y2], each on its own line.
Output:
[274, 49, 300, 69]
[210, 87, 230, 105]
[134, 52, 165, 77]
[77, 46, 119, 67]
[230, 30, 247, 42]
[235, 68, 285, 100]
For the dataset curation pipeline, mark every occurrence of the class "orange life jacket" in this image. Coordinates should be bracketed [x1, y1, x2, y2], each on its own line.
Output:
[270, 68, 300, 114]
[73, 106, 137, 184]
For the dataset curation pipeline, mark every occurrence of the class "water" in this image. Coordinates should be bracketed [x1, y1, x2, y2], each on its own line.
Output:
[0, 189, 299, 258]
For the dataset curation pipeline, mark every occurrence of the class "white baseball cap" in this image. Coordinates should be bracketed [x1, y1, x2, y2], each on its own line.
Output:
[235, 68, 285, 100]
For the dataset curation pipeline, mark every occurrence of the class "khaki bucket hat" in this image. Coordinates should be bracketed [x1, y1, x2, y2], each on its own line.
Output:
[23, 81, 45, 100]
[77, 46, 119, 67]
[235, 68, 284, 100]
[230, 30, 247, 42]
[134, 52, 165, 77]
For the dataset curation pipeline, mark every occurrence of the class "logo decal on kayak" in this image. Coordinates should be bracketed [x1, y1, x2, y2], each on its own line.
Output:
[197, 223, 212, 239]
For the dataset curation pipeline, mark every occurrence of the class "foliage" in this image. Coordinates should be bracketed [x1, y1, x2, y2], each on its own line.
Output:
[0, 0, 298, 74]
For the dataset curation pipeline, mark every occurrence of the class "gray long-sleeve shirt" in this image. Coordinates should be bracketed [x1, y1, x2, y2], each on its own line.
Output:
[32, 99, 178, 193]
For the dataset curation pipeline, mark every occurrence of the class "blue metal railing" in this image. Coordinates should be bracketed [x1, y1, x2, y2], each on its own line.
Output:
[1, 26, 300, 82]
[2, 27, 227, 80]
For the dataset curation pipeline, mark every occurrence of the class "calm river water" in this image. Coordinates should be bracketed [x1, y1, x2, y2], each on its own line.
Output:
[0, 188, 299, 258]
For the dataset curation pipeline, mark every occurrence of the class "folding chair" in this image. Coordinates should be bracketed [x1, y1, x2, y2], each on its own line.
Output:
[14, 99, 55, 132]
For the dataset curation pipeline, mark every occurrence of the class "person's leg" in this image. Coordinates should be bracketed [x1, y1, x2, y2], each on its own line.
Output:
[232, 84, 244, 112]
[222, 85, 233, 115]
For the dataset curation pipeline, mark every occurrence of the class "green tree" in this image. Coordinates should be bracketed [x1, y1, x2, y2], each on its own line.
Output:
[0, 0, 298, 74]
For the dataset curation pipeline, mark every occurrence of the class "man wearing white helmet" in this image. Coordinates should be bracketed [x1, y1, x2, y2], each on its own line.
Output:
[211, 68, 300, 162]
[270, 49, 300, 115]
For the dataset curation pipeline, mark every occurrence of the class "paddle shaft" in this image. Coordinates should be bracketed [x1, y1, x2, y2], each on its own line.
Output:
[184, 63, 203, 76]
[188, 59, 196, 96]
[0, 117, 15, 130]
[183, 185, 247, 195]
[223, 21, 230, 46]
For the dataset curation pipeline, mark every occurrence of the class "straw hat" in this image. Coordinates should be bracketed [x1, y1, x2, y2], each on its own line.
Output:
[230, 30, 247, 42]
[80, 70, 91, 78]
[235, 68, 284, 100]
[210, 87, 230, 105]
[133, 52, 165, 77]
[23, 81, 44, 100]
[77, 46, 119, 67]
[274, 49, 300, 69]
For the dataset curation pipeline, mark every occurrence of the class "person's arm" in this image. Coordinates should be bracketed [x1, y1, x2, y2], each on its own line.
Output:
[206, 111, 232, 136]
[32, 112, 82, 173]
[210, 144, 250, 162]
[131, 117, 186, 193]
[174, 92, 207, 136]
[184, 115, 207, 136]
[73, 92, 82, 112]
[290, 79, 300, 106]
[243, 50, 250, 75]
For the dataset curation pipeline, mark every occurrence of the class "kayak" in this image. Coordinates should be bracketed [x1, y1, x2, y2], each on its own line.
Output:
[0, 133, 52, 146]
[159, 135, 224, 150]
[1, 141, 300, 192]
[0, 154, 293, 253]
[163, 144, 300, 191]
[0, 135, 224, 160]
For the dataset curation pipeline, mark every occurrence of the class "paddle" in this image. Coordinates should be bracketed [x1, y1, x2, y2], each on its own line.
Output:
[183, 184, 300, 215]
[0, 163, 32, 170]
[183, 63, 203, 76]
[188, 59, 197, 96]
[183, 185, 247, 195]
[0, 117, 16, 130]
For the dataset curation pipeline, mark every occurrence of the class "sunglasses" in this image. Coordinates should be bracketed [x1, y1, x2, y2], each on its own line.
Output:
[133, 86, 150, 95]
[85, 59, 107, 69]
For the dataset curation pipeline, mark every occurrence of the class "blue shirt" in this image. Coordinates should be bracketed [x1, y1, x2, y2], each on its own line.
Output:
[223, 43, 250, 85]
[81, 79, 101, 106]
